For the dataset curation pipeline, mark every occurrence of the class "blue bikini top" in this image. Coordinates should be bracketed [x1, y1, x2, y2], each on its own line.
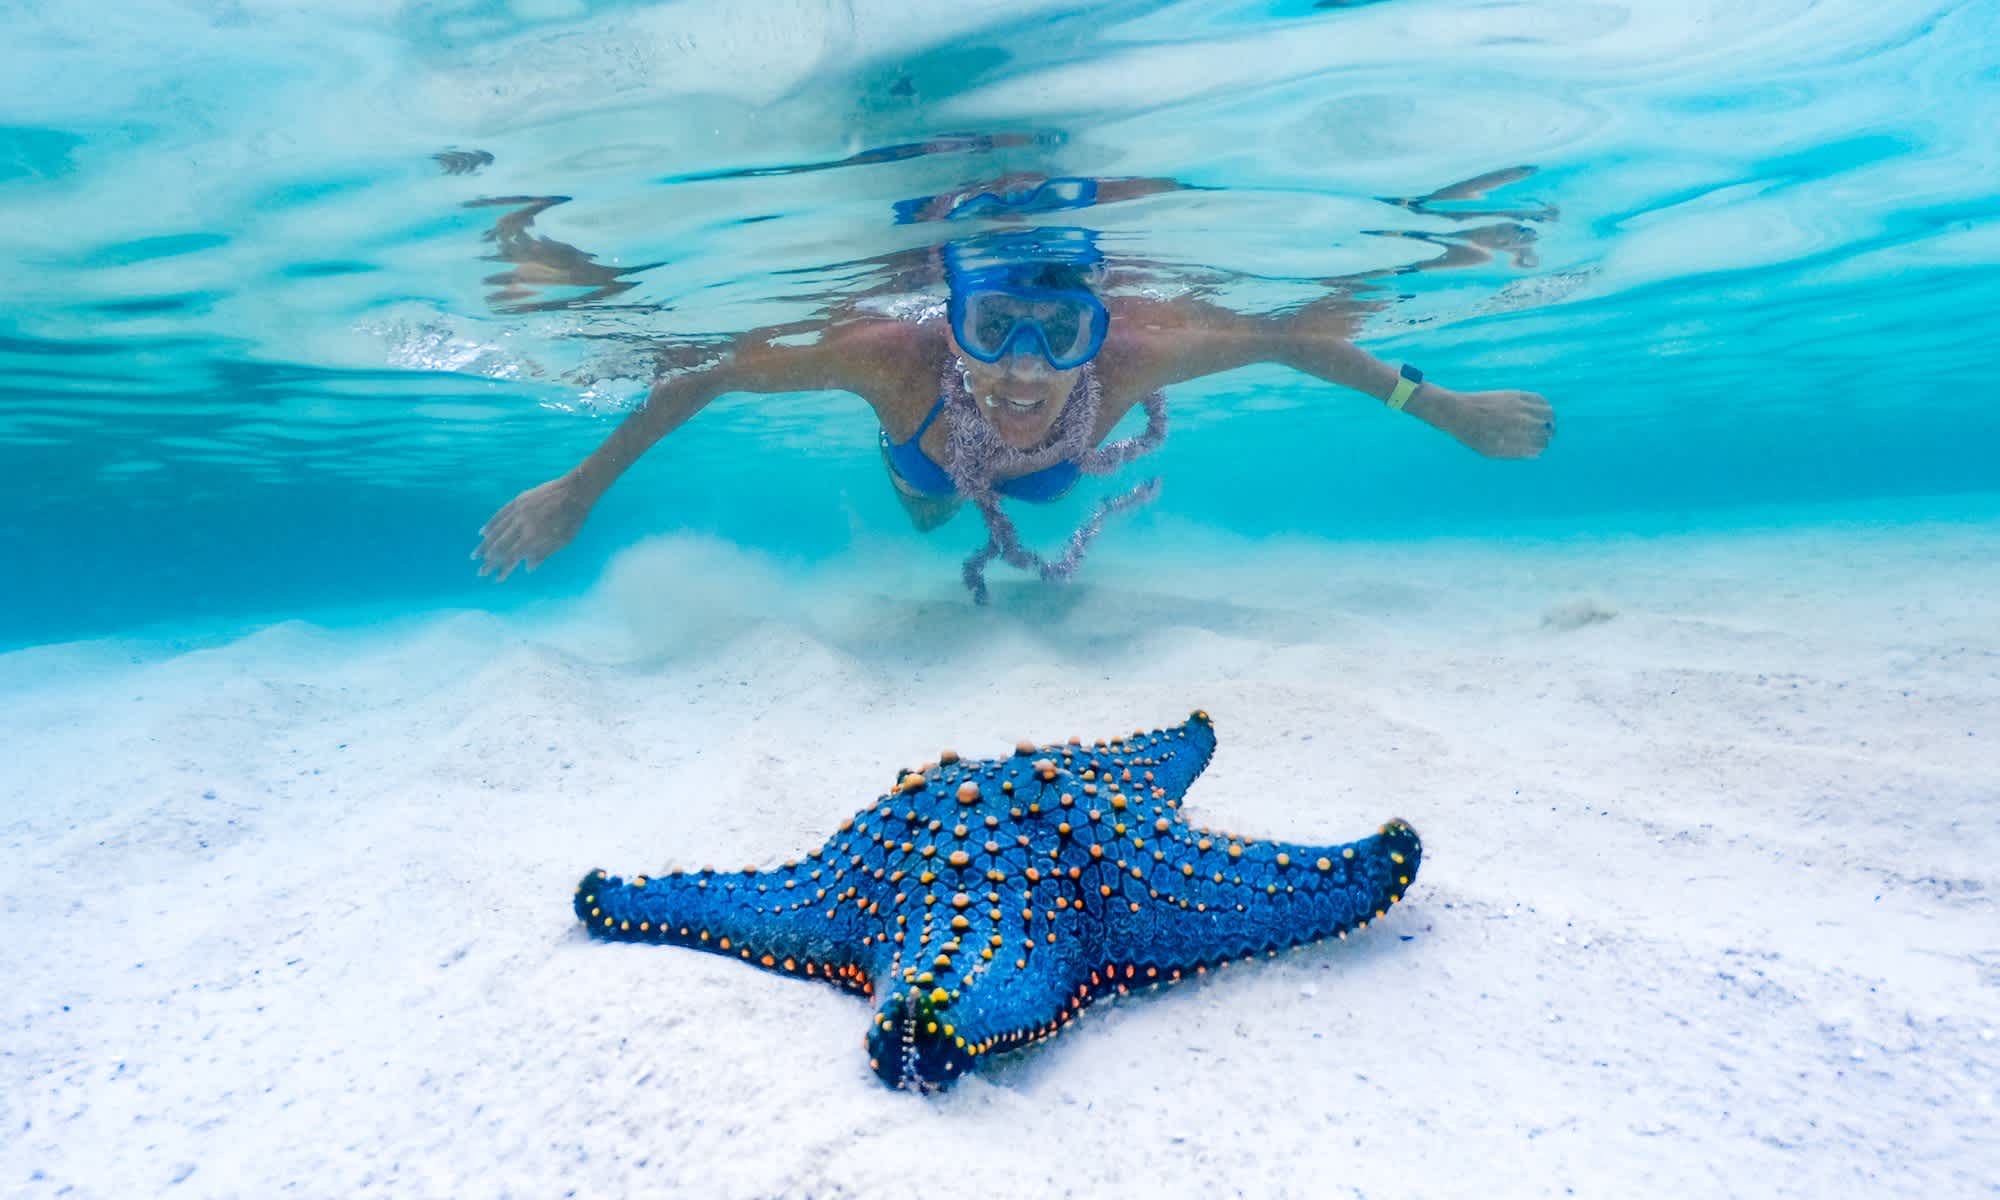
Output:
[881, 397, 1080, 504]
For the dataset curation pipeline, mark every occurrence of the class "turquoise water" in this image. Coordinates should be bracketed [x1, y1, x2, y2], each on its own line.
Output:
[3, 0, 1998, 647]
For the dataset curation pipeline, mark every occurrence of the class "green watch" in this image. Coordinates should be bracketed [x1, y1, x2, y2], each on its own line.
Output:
[1386, 363, 1423, 412]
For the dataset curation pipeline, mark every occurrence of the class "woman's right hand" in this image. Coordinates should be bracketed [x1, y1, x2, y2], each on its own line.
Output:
[475, 474, 593, 581]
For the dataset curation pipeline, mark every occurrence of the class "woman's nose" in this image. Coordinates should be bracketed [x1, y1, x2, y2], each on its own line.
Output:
[1000, 344, 1053, 375]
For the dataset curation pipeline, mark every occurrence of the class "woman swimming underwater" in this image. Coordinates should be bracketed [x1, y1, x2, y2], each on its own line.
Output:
[474, 182, 1556, 601]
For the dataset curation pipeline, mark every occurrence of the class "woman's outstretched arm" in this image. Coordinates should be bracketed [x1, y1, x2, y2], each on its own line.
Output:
[474, 320, 917, 580]
[1101, 297, 1553, 460]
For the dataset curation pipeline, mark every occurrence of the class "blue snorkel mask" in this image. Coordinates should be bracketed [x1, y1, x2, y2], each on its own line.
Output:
[943, 228, 1110, 371]
[893, 175, 1100, 225]
[947, 176, 1098, 220]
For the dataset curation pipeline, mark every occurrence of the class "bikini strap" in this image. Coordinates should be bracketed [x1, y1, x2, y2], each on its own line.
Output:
[896, 395, 948, 446]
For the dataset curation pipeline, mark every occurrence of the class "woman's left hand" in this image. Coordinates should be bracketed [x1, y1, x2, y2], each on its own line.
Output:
[1416, 386, 1554, 459]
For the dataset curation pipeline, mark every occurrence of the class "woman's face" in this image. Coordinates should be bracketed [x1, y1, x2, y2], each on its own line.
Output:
[950, 330, 1083, 449]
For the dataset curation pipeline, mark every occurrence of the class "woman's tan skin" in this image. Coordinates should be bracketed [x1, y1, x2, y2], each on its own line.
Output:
[473, 295, 1554, 580]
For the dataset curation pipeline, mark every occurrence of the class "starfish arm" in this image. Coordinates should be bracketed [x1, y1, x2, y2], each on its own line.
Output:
[573, 860, 881, 995]
[1054, 710, 1218, 806]
[866, 935, 1097, 1088]
[1109, 818, 1422, 970]
[1150, 712, 1218, 801]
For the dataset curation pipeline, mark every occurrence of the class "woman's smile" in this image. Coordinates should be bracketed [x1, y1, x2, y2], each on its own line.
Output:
[984, 390, 1047, 415]
[975, 378, 1068, 445]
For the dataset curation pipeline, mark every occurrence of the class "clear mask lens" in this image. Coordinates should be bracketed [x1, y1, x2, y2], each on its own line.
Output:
[958, 289, 1100, 367]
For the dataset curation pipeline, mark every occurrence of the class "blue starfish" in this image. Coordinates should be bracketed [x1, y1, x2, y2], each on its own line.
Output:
[573, 711, 1421, 1090]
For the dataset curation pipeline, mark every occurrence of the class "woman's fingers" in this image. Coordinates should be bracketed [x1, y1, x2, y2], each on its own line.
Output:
[474, 523, 503, 566]
[489, 526, 527, 580]
[474, 483, 580, 581]
[475, 503, 524, 577]
[1452, 390, 1549, 458]
[1495, 391, 1553, 457]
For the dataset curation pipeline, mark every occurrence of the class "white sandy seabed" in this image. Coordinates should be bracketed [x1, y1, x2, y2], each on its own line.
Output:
[2, 508, 1996, 1199]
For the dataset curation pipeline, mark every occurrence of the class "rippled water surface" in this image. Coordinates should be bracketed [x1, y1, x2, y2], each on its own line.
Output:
[3, 0, 1997, 642]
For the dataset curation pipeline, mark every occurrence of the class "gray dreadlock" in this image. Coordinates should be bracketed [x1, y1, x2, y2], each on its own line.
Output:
[938, 359, 1168, 604]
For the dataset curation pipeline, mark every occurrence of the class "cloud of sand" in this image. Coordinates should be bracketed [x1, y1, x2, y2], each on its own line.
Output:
[592, 533, 805, 658]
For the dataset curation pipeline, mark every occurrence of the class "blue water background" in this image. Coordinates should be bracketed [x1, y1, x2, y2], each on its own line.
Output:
[3, 0, 1997, 648]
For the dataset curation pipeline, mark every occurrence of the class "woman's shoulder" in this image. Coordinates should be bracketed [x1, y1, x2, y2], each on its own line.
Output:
[823, 313, 942, 359]
[816, 315, 949, 429]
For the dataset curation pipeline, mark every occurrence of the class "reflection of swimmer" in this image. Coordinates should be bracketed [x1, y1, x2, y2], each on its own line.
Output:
[475, 176, 1557, 601]
[465, 195, 663, 314]
[660, 131, 1053, 184]
[1366, 166, 1556, 272]
[433, 149, 494, 176]
[891, 173, 1197, 224]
